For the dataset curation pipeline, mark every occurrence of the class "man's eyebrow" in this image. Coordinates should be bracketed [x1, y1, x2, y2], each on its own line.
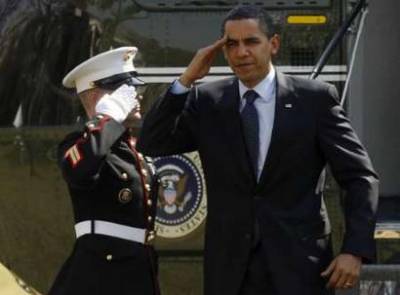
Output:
[226, 36, 238, 42]
[244, 36, 261, 41]
[226, 36, 260, 42]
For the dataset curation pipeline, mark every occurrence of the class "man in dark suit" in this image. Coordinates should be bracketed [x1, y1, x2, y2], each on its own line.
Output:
[137, 5, 378, 295]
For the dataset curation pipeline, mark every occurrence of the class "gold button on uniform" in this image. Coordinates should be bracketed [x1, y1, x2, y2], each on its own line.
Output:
[147, 231, 155, 243]
[145, 184, 151, 192]
[141, 169, 148, 177]
[118, 188, 133, 203]
[83, 132, 88, 139]
[137, 153, 144, 161]
[147, 199, 152, 206]
[106, 254, 113, 261]
[147, 216, 153, 222]
[121, 172, 128, 180]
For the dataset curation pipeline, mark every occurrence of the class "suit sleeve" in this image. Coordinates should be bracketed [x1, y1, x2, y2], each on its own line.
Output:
[58, 115, 126, 188]
[317, 84, 379, 262]
[137, 86, 199, 156]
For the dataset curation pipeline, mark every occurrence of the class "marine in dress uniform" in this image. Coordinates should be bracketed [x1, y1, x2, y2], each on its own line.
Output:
[49, 47, 160, 295]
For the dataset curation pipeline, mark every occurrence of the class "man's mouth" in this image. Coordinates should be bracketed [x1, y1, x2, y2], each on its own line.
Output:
[235, 63, 254, 69]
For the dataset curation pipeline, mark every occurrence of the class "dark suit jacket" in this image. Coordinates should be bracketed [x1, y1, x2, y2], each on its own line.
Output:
[137, 72, 379, 295]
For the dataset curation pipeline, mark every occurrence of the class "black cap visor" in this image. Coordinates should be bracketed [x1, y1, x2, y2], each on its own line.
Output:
[94, 72, 145, 90]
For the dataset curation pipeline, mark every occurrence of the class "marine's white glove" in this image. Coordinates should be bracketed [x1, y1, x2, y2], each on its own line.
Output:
[95, 85, 139, 123]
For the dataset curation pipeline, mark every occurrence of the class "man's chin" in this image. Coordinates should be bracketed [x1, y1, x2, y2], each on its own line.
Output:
[236, 75, 256, 86]
[234, 73, 246, 81]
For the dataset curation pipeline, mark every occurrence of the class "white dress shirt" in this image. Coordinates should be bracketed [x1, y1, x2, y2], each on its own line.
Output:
[238, 66, 276, 180]
[171, 66, 276, 180]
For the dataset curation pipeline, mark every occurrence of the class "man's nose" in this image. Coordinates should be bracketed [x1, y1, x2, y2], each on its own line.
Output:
[237, 43, 249, 57]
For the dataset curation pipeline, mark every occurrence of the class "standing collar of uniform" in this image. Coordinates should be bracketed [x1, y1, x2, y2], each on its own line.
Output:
[238, 65, 276, 103]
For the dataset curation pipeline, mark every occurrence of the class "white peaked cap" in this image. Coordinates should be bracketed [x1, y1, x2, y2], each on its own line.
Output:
[63, 47, 139, 93]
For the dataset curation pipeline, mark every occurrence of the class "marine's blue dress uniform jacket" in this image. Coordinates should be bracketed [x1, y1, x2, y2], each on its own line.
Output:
[49, 114, 159, 295]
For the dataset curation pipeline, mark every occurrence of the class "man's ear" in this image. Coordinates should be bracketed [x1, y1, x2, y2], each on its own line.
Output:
[90, 88, 102, 105]
[270, 34, 280, 56]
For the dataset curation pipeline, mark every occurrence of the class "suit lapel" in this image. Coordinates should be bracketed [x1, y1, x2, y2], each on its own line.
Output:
[256, 72, 296, 191]
[215, 78, 256, 185]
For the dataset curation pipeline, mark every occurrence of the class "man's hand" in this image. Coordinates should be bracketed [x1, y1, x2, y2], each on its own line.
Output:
[179, 37, 227, 87]
[321, 253, 362, 289]
[95, 85, 138, 123]
[123, 94, 143, 128]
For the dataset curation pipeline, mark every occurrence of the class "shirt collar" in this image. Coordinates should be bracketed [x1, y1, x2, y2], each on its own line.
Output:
[239, 65, 276, 103]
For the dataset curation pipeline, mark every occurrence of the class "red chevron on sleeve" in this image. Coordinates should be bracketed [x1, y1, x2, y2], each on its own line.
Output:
[64, 144, 83, 168]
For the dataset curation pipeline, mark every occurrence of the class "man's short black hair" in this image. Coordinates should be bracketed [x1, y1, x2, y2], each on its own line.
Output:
[221, 5, 276, 38]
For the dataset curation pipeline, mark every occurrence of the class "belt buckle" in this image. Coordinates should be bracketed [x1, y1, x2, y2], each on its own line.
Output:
[145, 230, 156, 245]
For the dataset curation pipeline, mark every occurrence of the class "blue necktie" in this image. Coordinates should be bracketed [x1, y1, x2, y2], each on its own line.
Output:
[241, 90, 259, 177]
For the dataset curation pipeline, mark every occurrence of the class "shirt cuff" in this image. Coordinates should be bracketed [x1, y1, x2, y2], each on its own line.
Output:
[171, 79, 191, 95]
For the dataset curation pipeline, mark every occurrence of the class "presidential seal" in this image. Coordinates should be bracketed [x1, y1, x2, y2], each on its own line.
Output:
[153, 153, 207, 239]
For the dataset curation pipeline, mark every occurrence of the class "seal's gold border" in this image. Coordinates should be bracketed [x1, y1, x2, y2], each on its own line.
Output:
[155, 152, 207, 239]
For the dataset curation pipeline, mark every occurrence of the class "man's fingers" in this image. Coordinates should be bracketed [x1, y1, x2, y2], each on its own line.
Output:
[205, 36, 226, 52]
[321, 258, 340, 289]
[202, 48, 217, 64]
[326, 267, 342, 289]
[321, 259, 336, 277]
[202, 37, 227, 58]
[342, 272, 358, 289]
[335, 270, 358, 289]
[335, 271, 350, 289]
[213, 36, 227, 48]
[181, 36, 227, 86]
[323, 254, 361, 289]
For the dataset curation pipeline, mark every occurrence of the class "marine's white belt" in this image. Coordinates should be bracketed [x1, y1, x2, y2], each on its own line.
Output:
[74, 220, 146, 243]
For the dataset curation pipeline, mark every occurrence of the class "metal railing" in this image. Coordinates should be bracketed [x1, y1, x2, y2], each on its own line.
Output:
[336, 265, 400, 295]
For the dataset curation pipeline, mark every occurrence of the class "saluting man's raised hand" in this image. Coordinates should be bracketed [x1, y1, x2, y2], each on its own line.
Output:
[95, 84, 139, 123]
[179, 36, 227, 87]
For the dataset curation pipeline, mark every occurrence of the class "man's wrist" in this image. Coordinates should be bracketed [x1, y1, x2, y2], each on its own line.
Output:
[171, 79, 191, 95]
[178, 74, 194, 88]
[340, 252, 363, 263]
